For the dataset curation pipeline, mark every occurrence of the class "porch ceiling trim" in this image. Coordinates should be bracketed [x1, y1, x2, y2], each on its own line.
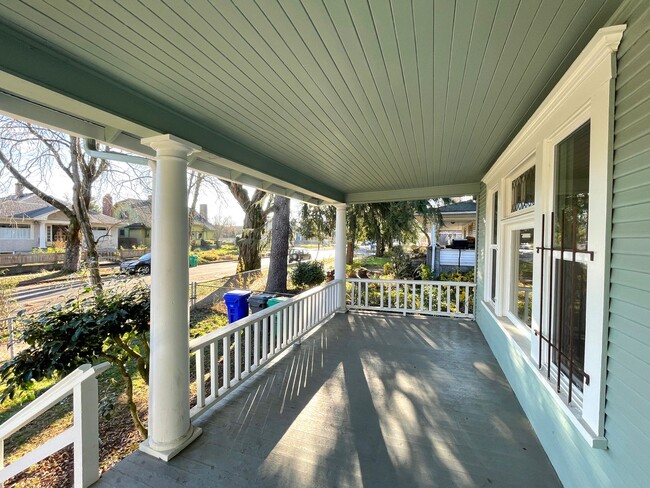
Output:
[346, 182, 480, 204]
[0, 24, 344, 204]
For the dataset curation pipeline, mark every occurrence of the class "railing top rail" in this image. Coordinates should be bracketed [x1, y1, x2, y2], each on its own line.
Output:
[189, 279, 341, 351]
[0, 362, 110, 440]
[347, 278, 476, 287]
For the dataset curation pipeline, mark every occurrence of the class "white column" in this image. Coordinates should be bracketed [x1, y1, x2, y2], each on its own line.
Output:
[139, 135, 201, 461]
[334, 203, 347, 312]
[38, 223, 47, 248]
[430, 223, 437, 269]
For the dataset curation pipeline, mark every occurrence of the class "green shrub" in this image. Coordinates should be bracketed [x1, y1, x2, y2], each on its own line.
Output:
[0, 282, 151, 438]
[390, 245, 412, 279]
[418, 264, 433, 281]
[291, 261, 326, 288]
[383, 262, 392, 276]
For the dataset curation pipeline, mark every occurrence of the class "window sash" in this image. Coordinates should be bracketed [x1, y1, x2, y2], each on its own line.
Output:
[0, 223, 31, 239]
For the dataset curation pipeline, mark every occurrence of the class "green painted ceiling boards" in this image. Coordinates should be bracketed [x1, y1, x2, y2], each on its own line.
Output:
[0, 1, 619, 201]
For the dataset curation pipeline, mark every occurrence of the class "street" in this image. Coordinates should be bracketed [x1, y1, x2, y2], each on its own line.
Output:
[11, 249, 336, 312]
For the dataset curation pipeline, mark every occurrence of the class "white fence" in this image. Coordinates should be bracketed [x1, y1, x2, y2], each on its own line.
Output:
[348, 278, 475, 318]
[188, 279, 342, 420]
[0, 249, 148, 267]
[0, 363, 110, 488]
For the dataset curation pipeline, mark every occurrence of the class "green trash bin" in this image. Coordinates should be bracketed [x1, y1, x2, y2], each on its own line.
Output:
[267, 296, 288, 338]
[189, 255, 199, 267]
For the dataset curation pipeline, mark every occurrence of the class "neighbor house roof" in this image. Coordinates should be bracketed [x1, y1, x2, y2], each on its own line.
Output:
[0, 192, 122, 226]
[438, 201, 477, 215]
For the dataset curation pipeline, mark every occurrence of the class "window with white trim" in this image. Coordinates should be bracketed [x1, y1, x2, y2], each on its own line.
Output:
[0, 223, 31, 239]
[480, 25, 625, 445]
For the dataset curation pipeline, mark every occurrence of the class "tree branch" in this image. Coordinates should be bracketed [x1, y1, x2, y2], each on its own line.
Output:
[0, 148, 75, 218]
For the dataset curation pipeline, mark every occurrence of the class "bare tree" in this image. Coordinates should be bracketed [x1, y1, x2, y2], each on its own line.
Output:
[265, 196, 290, 293]
[212, 211, 234, 247]
[187, 170, 205, 245]
[0, 118, 108, 289]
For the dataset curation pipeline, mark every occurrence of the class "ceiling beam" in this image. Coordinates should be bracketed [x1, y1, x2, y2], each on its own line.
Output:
[0, 23, 345, 203]
[346, 182, 480, 204]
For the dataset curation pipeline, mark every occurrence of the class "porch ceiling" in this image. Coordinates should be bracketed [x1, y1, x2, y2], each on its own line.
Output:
[0, 1, 619, 203]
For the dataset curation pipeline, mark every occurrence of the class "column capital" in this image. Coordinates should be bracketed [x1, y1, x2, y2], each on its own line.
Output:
[334, 202, 347, 210]
[141, 134, 201, 158]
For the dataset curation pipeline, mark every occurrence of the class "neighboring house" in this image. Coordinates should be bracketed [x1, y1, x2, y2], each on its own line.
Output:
[436, 200, 477, 248]
[109, 196, 216, 248]
[0, 184, 122, 253]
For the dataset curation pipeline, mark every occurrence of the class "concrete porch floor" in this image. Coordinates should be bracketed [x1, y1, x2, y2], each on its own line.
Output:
[95, 312, 561, 488]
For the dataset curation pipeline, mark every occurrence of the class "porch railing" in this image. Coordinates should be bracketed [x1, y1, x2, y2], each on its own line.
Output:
[0, 362, 110, 488]
[347, 278, 475, 318]
[188, 279, 342, 420]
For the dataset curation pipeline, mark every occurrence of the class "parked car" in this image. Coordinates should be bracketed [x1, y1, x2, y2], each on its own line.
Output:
[288, 248, 312, 263]
[120, 253, 151, 274]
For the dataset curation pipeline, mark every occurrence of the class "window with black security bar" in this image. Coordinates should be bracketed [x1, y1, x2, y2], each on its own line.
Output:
[535, 122, 592, 404]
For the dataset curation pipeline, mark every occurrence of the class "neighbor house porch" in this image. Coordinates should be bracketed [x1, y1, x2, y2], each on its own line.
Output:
[96, 312, 560, 488]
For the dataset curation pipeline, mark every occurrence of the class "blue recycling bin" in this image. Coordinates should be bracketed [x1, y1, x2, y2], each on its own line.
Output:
[223, 290, 252, 323]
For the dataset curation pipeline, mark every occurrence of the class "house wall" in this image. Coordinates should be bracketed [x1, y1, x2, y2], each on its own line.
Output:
[475, 2, 650, 486]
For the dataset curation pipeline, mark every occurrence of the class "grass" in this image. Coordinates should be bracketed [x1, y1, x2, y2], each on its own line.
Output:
[357, 256, 390, 270]
[0, 267, 119, 289]
[191, 244, 239, 264]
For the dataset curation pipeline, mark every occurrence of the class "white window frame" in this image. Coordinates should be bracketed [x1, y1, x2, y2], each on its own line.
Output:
[0, 222, 32, 240]
[505, 154, 536, 219]
[485, 187, 500, 309]
[503, 218, 536, 333]
[481, 25, 625, 448]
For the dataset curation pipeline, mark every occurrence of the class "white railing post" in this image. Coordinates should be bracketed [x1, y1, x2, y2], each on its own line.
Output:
[73, 375, 100, 488]
[0, 363, 109, 488]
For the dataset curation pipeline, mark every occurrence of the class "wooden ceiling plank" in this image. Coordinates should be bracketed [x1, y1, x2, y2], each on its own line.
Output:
[438, 0, 479, 187]
[432, 0, 455, 185]
[126, 0, 358, 185]
[302, 0, 405, 188]
[371, 0, 420, 186]
[235, 0, 386, 189]
[346, 0, 414, 187]
[445, 0, 500, 182]
[412, 0, 434, 185]
[324, 0, 408, 188]
[450, 0, 520, 177]
[472, 0, 604, 172]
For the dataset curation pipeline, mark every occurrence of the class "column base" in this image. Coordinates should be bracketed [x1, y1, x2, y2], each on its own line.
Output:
[138, 425, 202, 462]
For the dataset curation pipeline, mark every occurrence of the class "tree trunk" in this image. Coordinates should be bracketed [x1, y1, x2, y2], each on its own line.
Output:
[238, 210, 264, 272]
[265, 196, 290, 293]
[63, 218, 81, 273]
[346, 241, 355, 266]
[223, 183, 270, 273]
[71, 137, 103, 290]
[375, 234, 385, 257]
[346, 210, 357, 265]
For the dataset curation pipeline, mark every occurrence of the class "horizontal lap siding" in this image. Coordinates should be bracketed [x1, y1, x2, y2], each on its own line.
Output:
[608, 1, 650, 485]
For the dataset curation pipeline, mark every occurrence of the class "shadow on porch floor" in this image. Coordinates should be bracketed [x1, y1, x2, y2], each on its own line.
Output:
[95, 312, 560, 488]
